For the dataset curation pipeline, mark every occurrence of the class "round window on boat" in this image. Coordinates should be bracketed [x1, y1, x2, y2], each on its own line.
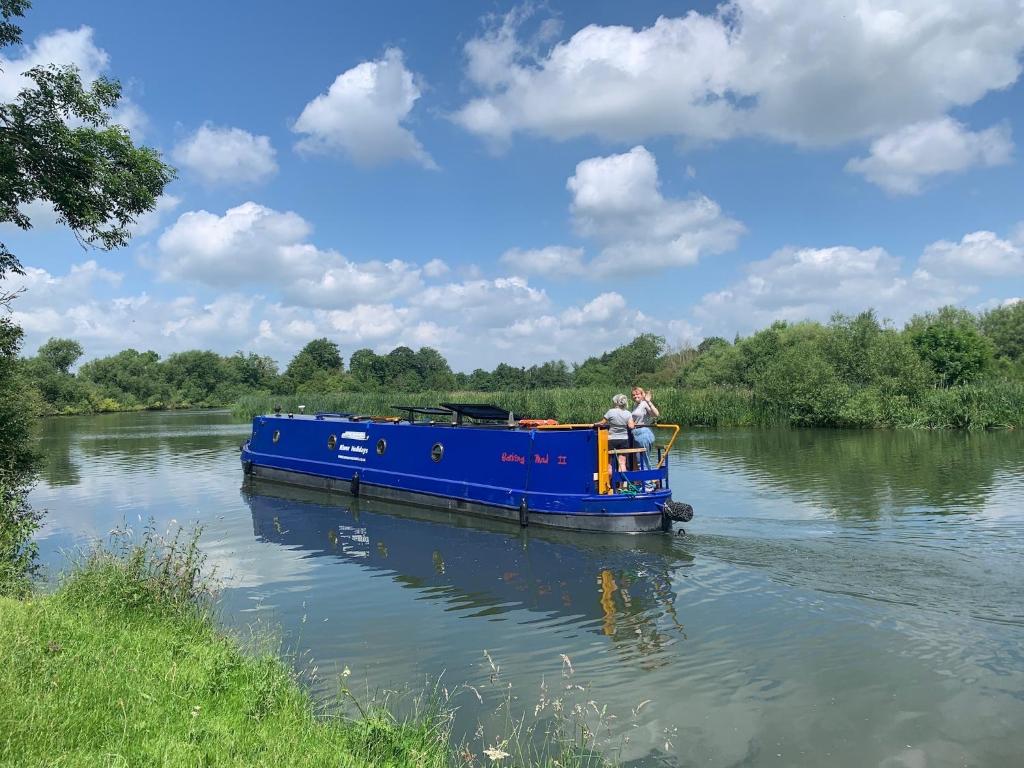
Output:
[376, 438, 387, 455]
[272, 430, 281, 444]
[430, 442, 444, 462]
[327, 434, 337, 450]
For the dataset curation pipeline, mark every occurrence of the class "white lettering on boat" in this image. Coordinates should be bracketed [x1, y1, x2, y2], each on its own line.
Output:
[341, 430, 368, 441]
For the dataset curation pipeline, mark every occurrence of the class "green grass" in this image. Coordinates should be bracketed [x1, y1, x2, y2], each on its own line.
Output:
[0, 528, 449, 768]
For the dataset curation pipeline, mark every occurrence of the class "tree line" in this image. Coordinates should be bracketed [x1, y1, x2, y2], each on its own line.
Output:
[17, 302, 1024, 427]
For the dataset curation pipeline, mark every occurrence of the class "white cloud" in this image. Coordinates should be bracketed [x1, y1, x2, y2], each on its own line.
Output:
[173, 124, 278, 185]
[569, 146, 743, 275]
[492, 291, 654, 364]
[284, 254, 423, 308]
[454, 2, 1024, 148]
[11, 261, 599, 369]
[920, 229, 1024, 277]
[695, 244, 973, 335]
[507, 147, 742, 279]
[153, 201, 433, 309]
[0, 27, 108, 102]
[161, 294, 257, 342]
[411, 275, 548, 323]
[0, 26, 147, 136]
[422, 258, 450, 278]
[846, 118, 1014, 194]
[500, 246, 586, 277]
[293, 48, 436, 169]
[156, 202, 311, 286]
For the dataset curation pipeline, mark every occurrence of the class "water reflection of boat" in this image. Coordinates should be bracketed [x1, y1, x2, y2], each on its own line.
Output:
[242, 479, 690, 662]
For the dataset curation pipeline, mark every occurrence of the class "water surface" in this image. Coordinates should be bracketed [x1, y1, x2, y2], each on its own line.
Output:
[31, 411, 1024, 767]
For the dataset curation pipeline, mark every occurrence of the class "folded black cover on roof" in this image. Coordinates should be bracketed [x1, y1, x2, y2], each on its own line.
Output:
[391, 405, 453, 417]
[439, 403, 511, 421]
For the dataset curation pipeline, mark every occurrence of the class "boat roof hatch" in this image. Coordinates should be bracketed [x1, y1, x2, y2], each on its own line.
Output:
[440, 403, 512, 424]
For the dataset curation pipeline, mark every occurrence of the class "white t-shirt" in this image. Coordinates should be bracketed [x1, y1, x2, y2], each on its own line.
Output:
[632, 400, 654, 426]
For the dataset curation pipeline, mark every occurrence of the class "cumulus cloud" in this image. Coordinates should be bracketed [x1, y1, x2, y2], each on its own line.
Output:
[11, 260, 663, 371]
[694, 243, 973, 336]
[510, 146, 742, 278]
[568, 146, 743, 274]
[920, 228, 1024, 277]
[846, 118, 1014, 194]
[293, 48, 436, 169]
[173, 124, 278, 185]
[0, 26, 147, 136]
[411, 275, 548, 324]
[156, 202, 312, 286]
[0, 26, 108, 102]
[154, 201, 431, 309]
[284, 253, 424, 308]
[500, 246, 586, 278]
[422, 258, 450, 278]
[454, 2, 1024, 149]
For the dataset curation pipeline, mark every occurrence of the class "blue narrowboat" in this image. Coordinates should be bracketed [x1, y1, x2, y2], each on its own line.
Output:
[240, 403, 694, 533]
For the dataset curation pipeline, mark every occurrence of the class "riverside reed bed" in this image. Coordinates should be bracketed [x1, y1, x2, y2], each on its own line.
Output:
[233, 380, 1024, 431]
[0, 524, 620, 768]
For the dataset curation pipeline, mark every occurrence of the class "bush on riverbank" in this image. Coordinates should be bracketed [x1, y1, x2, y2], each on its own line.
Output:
[0, 527, 452, 767]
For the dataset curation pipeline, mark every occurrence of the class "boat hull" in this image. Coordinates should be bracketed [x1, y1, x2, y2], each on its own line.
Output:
[245, 463, 666, 532]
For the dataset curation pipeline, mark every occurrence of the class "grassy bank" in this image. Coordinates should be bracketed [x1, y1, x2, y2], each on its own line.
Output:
[233, 381, 1024, 430]
[0, 530, 451, 768]
[0, 528, 616, 768]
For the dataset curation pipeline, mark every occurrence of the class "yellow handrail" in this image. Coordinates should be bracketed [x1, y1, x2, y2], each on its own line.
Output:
[596, 428, 611, 494]
[652, 424, 680, 468]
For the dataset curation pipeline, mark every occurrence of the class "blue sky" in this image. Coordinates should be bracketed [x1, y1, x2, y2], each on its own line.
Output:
[2, 0, 1023, 371]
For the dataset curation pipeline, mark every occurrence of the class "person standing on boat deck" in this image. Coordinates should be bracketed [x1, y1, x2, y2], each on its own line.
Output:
[597, 394, 635, 476]
[631, 387, 659, 470]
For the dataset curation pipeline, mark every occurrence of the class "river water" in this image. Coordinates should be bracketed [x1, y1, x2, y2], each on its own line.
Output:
[30, 410, 1024, 767]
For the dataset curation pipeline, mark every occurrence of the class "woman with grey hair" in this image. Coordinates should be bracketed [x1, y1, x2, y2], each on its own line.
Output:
[597, 393, 635, 475]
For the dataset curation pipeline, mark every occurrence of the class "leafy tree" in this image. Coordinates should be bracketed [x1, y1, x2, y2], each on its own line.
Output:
[906, 306, 995, 387]
[283, 338, 344, 392]
[980, 301, 1024, 362]
[697, 336, 730, 354]
[526, 360, 572, 389]
[162, 350, 234, 405]
[226, 351, 278, 391]
[34, 337, 83, 374]
[349, 348, 385, 386]
[0, 0, 174, 279]
[79, 349, 167, 405]
[384, 346, 421, 390]
[0, 0, 172, 591]
[415, 346, 456, 390]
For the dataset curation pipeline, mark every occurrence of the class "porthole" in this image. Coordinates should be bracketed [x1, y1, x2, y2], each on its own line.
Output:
[272, 430, 281, 444]
[430, 442, 444, 462]
[376, 438, 387, 455]
[327, 434, 337, 450]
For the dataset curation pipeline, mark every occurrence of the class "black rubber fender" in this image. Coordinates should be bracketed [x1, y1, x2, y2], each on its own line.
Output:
[662, 500, 694, 523]
[350, 472, 360, 498]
